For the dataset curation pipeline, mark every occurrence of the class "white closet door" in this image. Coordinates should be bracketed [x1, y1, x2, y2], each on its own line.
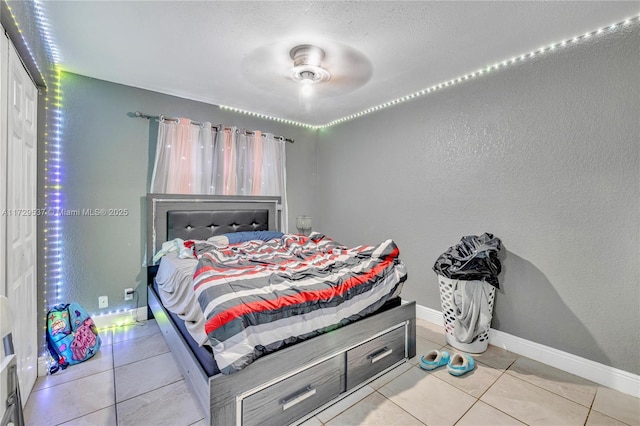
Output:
[0, 30, 7, 301]
[6, 41, 38, 402]
[0, 31, 7, 299]
[0, 29, 9, 424]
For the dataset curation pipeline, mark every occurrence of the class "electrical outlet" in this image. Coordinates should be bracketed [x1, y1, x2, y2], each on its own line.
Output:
[98, 296, 108, 309]
[124, 288, 134, 301]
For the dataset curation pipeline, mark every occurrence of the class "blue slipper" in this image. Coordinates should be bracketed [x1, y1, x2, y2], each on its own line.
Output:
[420, 350, 450, 371]
[447, 353, 475, 376]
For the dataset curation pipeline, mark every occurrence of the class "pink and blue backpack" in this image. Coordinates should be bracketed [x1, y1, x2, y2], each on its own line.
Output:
[46, 303, 101, 373]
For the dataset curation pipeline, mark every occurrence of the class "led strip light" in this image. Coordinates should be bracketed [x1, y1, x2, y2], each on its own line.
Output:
[220, 105, 318, 129]
[6, 2, 48, 83]
[45, 67, 63, 306]
[34, 0, 64, 359]
[227, 15, 639, 130]
[32, 1, 62, 64]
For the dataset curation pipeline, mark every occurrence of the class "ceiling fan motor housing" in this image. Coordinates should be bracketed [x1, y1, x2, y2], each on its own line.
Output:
[290, 45, 331, 83]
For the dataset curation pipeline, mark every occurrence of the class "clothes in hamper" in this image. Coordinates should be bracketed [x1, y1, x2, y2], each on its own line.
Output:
[452, 280, 492, 344]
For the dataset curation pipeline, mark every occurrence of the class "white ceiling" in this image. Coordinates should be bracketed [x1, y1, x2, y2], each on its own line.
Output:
[44, 1, 639, 126]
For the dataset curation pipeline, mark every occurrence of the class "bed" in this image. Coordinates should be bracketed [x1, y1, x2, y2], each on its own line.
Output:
[146, 194, 416, 425]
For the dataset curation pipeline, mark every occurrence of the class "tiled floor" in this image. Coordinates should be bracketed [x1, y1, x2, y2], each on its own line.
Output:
[24, 318, 640, 426]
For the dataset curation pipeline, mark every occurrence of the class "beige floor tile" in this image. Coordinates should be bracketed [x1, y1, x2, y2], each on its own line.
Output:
[447, 344, 518, 371]
[410, 335, 446, 366]
[116, 380, 203, 426]
[591, 386, 640, 425]
[586, 410, 632, 426]
[456, 401, 525, 426]
[428, 358, 502, 397]
[326, 392, 423, 426]
[480, 374, 589, 425]
[317, 385, 374, 423]
[29, 315, 640, 426]
[58, 406, 117, 426]
[369, 362, 414, 390]
[25, 370, 114, 426]
[114, 352, 183, 402]
[34, 345, 113, 391]
[111, 319, 160, 344]
[113, 331, 169, 367]
[378, 366, 475, 425]
[506, 356, 597, 407]
[415, 319, 447, 346]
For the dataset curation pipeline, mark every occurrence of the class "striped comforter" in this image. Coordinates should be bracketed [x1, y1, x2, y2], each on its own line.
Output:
[193, 233, 407, 374]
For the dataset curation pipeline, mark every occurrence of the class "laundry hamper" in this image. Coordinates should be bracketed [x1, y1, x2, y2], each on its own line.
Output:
[437, 274, 496, 353]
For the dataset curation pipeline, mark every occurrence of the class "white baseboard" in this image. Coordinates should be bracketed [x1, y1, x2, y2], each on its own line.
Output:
[38, 307, 148, 377]
[415, 304, 640, 398]
[416, 303, 444, 326]
[37, 355, 48, 377]
[92, 307, 148, 330]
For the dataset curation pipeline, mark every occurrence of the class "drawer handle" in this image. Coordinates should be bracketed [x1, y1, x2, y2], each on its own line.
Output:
[368, 347, 393, 364]
[281, 386, 316, 411]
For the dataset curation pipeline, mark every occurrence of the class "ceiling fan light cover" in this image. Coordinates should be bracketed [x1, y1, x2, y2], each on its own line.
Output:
[290, 45, 331, 84]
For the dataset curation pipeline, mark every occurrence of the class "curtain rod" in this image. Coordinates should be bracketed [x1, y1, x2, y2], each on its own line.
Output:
[133, 111, 294, 143]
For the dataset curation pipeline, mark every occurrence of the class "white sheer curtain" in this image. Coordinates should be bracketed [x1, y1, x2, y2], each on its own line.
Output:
[150, 118, 288, 231]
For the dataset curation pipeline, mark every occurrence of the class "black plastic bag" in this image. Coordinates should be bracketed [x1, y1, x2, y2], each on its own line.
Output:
[433, 233, 502, 288]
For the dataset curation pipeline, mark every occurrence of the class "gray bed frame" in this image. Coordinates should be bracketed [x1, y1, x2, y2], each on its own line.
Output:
[146, 194, 416, 425]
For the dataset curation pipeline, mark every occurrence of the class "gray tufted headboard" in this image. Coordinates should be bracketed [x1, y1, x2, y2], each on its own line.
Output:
[146, 194, 281, 265]
[167, 210, 269, 241]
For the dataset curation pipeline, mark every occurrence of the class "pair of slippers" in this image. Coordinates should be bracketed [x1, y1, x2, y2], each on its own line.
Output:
[419, 349, 475, 376]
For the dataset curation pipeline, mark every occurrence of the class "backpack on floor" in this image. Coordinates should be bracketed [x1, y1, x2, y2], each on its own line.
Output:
[46, 302, 101, 373]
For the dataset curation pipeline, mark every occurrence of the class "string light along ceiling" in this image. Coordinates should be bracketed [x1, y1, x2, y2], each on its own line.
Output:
[222, 14, 640, 130]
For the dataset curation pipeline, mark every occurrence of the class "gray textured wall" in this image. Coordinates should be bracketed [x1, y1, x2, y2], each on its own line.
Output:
[55, 72, 318, 318]
[316, 27, 639, 373]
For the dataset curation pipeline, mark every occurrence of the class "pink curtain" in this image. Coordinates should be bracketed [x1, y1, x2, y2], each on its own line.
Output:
[150, 118, 288, 230]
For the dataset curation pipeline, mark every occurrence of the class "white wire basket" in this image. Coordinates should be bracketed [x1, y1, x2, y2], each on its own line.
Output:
[437, 274, 496, 353]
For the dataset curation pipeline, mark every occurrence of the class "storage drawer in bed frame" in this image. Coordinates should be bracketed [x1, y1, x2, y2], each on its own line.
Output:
[242, 355, 344, 426]
[346, 324, 406, 390]
[148, 284, 416, 425]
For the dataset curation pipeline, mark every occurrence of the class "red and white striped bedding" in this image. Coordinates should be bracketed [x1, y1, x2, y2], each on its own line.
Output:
[193, 233, 407, 374]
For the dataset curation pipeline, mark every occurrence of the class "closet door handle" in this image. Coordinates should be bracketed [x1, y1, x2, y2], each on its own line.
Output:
[368, 347, 393, 364]
[281, 386, 316, 411]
